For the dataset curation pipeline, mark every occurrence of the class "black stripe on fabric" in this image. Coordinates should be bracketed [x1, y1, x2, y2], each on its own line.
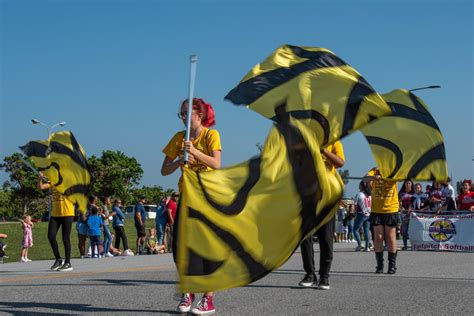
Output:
[186, 247, 224, 276]
[224, 45, 347, 106]
[187, 207, 268, 281]
[63, 184, 90, 197]
[271, 110, 330, 146]
[197, 157, 261, 215]
[342, 76, 377, 137]
[49, 141, 88, 170]
[365, 136, 403, 178]
[275, 121, 320, 238]
[20, 141, 48, 157]
[408, 92, 430, 115]
[388, 102, 440, 131]
[37, 162, 63, 187]
[69, 133, 88, 169]
[407, 143, 447, 179]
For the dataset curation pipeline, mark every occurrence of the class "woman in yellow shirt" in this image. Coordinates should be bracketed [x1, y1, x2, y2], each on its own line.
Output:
[161, 98, 221, 315]
[363, 167, 400, 274]
[38, 172, 75, 272]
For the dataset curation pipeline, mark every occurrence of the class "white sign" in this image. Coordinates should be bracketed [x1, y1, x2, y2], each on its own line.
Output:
[409, 212, 474, 252]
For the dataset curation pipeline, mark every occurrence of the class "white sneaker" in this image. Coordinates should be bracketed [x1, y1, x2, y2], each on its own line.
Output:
[20, 257, 27, 263]
[105, 252, 114, 257]
[122, 249, 134, 256]
[26, 258, 32, 262]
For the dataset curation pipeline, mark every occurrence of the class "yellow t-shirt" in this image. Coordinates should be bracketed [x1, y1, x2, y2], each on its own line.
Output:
[51, 188, 75, 217]
[322, 141, 345, 174]
[367, 168, 399, 214]
[163, 127, 222, 191]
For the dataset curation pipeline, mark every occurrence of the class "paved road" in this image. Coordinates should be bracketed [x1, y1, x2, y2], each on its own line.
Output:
[1, 241, 473, 315]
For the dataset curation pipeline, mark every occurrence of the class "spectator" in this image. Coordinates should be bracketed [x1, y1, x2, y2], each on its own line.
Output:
[100, 196, 114, 257]
[335, 203, 346, 243]
[343, 204, 355, 242]
[86, 195, 101, 257]
[111, 199, 133, 256]
[399, 180, 414, 251]
[428, 181, 443, 212]
[134, 196, 147, 255]
[353, 181, 372, 252]
[441, 177, 457, 210]
[146, 227, 165, 254]
[166, 192, 179, 252]
[458, 179, 474, 211]
[75, 206, 88, 259]
[19, 215, 34, 262]
[87, 205, 102, 258]
[155, 197, 169, 248]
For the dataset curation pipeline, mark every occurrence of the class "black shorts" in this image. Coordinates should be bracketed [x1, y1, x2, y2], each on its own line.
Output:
[135, 223, 146, 237]
[370, 212, 400, 227]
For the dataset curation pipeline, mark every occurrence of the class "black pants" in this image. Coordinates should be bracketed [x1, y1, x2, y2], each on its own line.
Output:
[114, 225, 129, 250]
[90, 235, 100, 257]
[300, 215, 335, 280]
[48, 216, 74, 263]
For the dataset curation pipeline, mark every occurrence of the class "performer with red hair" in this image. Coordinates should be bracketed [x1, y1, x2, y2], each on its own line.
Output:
[161, 97, 221, 314]
[458, 179, 474, 211]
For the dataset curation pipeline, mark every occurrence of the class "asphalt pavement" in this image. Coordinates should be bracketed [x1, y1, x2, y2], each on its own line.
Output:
[1, 241, 473, 315]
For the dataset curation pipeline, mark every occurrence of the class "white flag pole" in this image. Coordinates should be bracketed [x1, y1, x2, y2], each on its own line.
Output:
[184, 54, 198, 164]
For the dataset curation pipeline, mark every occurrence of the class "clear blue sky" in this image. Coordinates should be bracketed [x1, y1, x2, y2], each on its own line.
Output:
[1, 0, 472, 198]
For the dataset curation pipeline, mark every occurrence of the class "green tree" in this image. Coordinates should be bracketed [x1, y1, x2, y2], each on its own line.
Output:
[0, 153, 46, 217]
[89, 150, 143, 202]
[130, 185, 166, 205]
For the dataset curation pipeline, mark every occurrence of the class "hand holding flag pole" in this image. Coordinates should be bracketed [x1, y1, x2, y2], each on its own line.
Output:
[19, 157, 49, 182]
[184, 54, 198, 164]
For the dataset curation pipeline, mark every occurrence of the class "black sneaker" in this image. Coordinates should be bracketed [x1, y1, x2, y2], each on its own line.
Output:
[317, 278, 330, 290]
[50, 259, 63, 271]
[57, 262, 73, 272]
[298, 273, 317, 287]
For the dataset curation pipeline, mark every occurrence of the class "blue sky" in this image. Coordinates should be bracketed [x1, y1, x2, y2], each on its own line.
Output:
[1, 0, 472, 198]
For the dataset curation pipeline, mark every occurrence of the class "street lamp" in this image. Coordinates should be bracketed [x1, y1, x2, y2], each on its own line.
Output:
[31, 119, 66, 137]
[31, 119, 66, 221]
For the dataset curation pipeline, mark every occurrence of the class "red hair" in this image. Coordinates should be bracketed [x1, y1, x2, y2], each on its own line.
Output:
[181, 98, 215, 127]
[462, 179, 472, 186]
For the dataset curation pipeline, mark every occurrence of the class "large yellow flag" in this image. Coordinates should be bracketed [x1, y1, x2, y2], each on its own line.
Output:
[360, 89, 448, 181]
[225, 44, 392, 145]
[177, 115, 343, 293]
[20, 131, 90, 213]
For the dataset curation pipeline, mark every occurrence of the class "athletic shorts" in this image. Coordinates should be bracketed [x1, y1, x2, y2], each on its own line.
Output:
[370, 213, 400, 227]
[135, 223, 146, 237]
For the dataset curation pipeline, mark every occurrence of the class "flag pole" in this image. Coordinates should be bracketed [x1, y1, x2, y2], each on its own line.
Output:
[184, 54, 198, 164]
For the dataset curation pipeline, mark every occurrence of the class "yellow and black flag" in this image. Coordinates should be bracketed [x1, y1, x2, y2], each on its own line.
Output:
[20, 131, 90, 213]
[360, 89, 448, 181]
[177, 113, 344, 293]
[225, 44, 392, 146]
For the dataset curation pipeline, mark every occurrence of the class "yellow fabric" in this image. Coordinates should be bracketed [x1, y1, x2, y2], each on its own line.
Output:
[323, 141, 345, 174]
[162, 128, 221, 192]
[360, 89, 448, 181]
[51, 188, 75, 217]
[225, 44, 392, 146]
[21, 131, 90, 214]
[177, 118, 343, 293]
[367, 168, 399, 214]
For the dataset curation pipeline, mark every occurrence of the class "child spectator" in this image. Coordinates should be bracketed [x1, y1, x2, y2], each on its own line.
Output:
[146, 228, 165, 254]
[335, 203, 346, 242]
[458, 179, 474, 211]
[428, 182, 444, 211]
[19, 215, 34, 262]
[87, 206, 102, 258]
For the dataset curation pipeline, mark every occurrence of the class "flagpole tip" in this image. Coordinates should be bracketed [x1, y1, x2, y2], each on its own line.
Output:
[190, 55, 198, 62]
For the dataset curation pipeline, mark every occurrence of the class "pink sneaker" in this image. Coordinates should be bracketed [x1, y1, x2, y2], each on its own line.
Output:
[177, 293, 195, 313]
[191, 295, 215, 314]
